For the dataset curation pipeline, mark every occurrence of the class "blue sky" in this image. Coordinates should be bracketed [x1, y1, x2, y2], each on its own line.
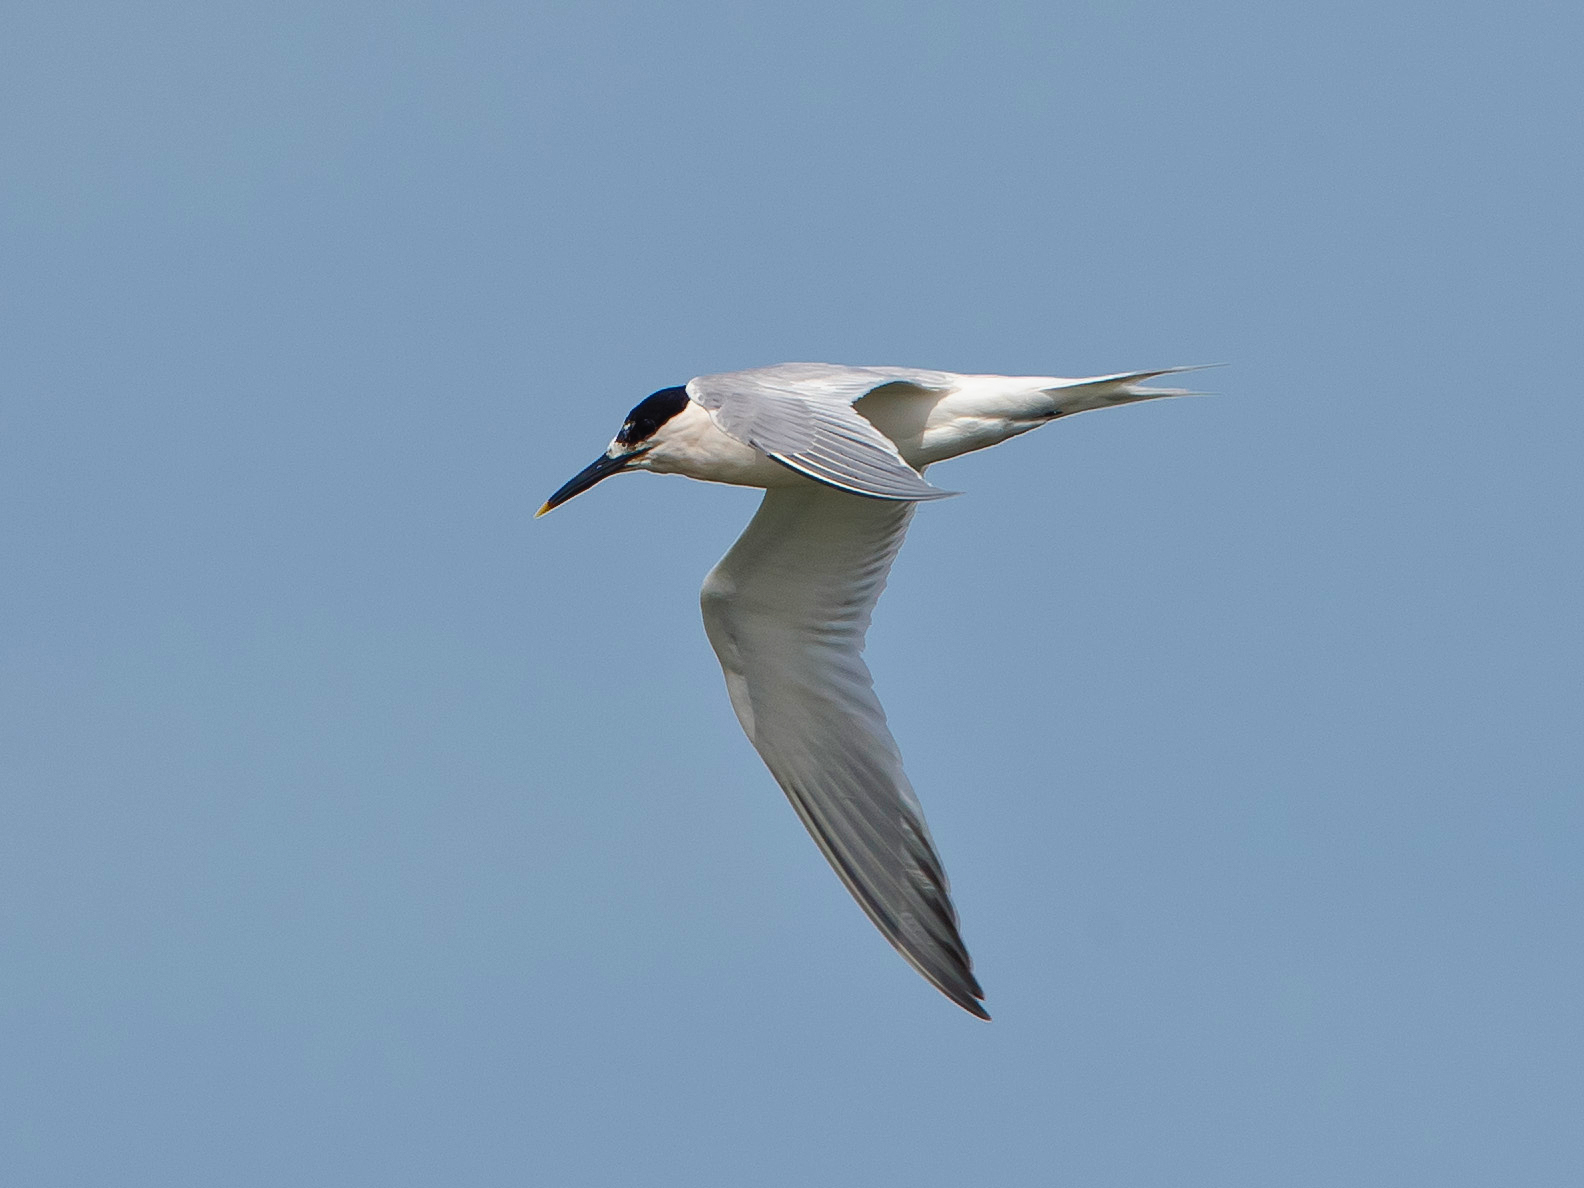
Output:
[3, 2, 1580, 1184]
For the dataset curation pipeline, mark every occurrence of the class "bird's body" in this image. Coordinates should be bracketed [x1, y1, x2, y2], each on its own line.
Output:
[633, 363, 1180, 489]
[540, 363, 1197, 1018]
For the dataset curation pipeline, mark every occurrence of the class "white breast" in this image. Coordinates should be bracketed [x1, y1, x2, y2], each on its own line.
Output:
[634, 400, 802, 489]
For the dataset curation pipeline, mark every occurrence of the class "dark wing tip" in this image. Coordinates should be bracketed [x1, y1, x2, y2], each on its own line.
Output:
[958, 994, 992, 1021]
[932, 960, 990, 1020]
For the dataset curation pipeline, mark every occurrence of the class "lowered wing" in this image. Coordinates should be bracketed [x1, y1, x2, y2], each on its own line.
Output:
[687, 364, 958, 502]
[699, 484, 986, 1018]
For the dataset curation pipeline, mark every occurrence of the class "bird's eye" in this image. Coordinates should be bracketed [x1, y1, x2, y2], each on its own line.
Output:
[617, 386, 689, 447]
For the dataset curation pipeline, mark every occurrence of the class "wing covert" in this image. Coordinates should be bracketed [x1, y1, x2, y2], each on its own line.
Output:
[687, 365, 957, 502]
[699, 484, 986, 1018]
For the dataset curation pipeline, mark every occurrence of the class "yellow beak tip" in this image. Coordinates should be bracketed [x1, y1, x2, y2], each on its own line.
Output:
[534, 503, 553, 519]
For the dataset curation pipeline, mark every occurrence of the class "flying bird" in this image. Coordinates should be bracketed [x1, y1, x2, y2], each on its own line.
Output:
[538, 363, 1197, 1018]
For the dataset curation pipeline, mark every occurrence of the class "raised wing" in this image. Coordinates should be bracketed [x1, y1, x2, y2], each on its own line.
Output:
[699, 484, 986, 1018]
[687, 364, 958, 502]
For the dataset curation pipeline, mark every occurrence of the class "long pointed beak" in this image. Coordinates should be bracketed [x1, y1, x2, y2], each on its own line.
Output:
[535, 451, 640, 518]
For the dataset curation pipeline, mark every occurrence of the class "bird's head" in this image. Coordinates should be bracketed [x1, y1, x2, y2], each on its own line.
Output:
[536, 385, 691, 517]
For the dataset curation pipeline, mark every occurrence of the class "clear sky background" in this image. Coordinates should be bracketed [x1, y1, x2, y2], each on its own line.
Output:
[3, 2, 1580, 1184]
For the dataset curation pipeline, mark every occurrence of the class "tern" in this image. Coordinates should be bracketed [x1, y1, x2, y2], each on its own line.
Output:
[538, 363, 1197, 1018]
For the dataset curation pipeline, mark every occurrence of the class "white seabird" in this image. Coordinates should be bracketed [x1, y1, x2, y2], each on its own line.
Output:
[539, 363, 1199, 1018]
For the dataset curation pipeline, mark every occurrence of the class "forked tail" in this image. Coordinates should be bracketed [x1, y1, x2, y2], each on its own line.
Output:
[1041, 364, 1217, 416]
